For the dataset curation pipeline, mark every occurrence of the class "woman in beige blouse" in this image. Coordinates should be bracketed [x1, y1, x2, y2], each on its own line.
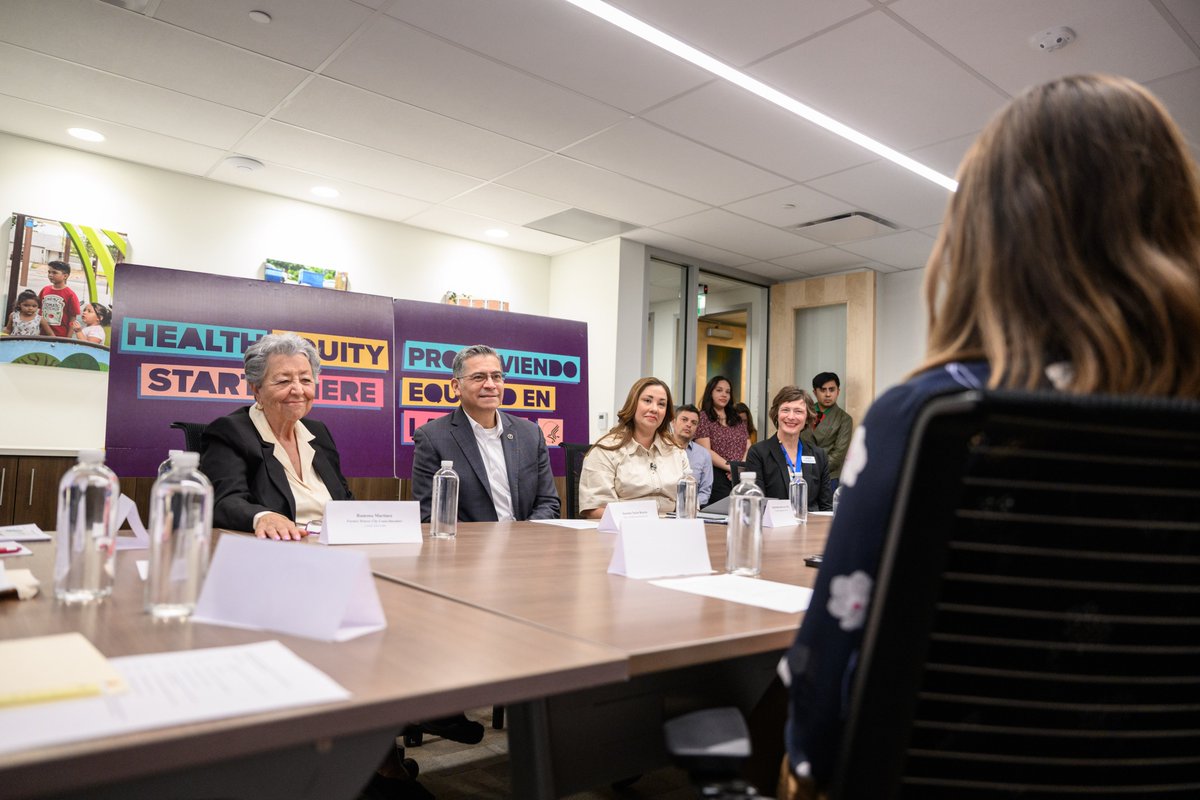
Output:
[579, 377, 691, 518]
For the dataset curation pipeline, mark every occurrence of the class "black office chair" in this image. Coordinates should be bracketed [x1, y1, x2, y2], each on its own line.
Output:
[728, 459, 749, 483]
[170, 420, 209, 452]
[830, 390, 1200, 799]
[563, 442, 591, 519]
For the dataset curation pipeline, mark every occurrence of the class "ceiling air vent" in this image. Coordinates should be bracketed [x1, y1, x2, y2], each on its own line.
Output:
[792, 211, 900, 244]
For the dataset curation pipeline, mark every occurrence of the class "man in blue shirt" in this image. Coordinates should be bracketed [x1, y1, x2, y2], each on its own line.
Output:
[674, 404, 713, 506]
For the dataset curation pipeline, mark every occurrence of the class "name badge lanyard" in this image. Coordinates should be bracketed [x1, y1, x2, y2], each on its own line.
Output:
[781, 442, 804, 484]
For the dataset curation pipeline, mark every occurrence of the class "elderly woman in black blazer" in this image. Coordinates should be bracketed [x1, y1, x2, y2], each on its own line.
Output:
[201, 332, 353, 539]
[744, 385, 833, 511]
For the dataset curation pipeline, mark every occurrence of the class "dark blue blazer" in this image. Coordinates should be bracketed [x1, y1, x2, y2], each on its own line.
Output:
[411, 407, 560, 522]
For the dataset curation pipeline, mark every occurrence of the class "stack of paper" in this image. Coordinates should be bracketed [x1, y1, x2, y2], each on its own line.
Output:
[0, 633, 127, 708]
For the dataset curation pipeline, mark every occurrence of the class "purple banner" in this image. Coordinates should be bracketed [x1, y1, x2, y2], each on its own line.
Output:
[394, 300, 589, 477]
[105, 264, 395, 476]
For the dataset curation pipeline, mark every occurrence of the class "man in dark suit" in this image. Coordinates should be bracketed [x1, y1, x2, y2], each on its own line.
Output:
[412, 344, 560, 522]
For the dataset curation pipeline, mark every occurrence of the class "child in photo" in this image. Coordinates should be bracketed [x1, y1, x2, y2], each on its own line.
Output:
[4, 289, 53, 336]
[38, 260, 81, 337]
[71, 302, 111, 344]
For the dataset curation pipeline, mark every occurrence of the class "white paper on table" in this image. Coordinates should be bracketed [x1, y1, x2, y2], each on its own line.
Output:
[114, 494, 149, 551]
[597, 500, 658, 533]
[809, 511, 834, 517]
[0, 640, 349, 757]
[0, 523, 50, 542]
[320, 501, 422, 544]
[650, 574, 814, 614]
[529, 519, 599, 530]
[607, 518, 712, 579]
[0, 542, 33, 558]
[761, 499, 799, 528]
[192, 535, 386, 641]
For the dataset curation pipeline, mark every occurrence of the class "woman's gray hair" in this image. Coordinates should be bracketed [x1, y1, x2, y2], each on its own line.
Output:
[244, 333, 320, 388]
[452, 344, 500, 378]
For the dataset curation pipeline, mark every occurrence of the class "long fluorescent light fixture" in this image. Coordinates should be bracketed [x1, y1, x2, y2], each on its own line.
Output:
[561, 0, 958, 192]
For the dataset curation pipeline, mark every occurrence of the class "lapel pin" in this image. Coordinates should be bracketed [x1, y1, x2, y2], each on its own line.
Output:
[506, 433, 514, 440]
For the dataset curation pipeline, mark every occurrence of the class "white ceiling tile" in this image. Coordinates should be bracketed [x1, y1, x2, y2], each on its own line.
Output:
[907, 132, 979, 181]
[562, 120, 791, 206]
[654, 209, 824, 261]
[325, 15, 627, 151]
[276, 77, 549, 180]
[722, 184, 855, 228]
[0, 94, 226, 175]
[443, 185, 572, 227]
[237, 122, 482, 203]
[1163, 0, 1200, 43]
[891, 0, 1200, 95]
[806, 160, 953, 229]
[403, 207, 583, 256]
[209, 157, 432, 222]
[0, 44, 259, 149]
[749, 10, 1005, 151]
[384, 0, 712, 112]
[608, 0, 873, 66]
[0, 0, 307, 114]
[838, 230, 936, 270]
[771, 247, 868, 272]
[736, 261, 807, 281]
[643, 81, 876, 182]
[154, 0, 374, 70]
[498, 156, 707, 227]
[626, 229, 754, 267]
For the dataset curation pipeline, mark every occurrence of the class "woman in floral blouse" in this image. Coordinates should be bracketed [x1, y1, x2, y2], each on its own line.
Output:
[779, 74, 1200, 798]
[694, 375, 750, 504]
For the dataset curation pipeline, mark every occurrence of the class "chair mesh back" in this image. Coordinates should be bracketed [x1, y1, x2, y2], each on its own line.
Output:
[834, 391, 1200, 799]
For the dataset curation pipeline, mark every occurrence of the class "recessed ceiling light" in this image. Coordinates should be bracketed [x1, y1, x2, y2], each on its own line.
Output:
[311, 186, 339, 198]
[485, 228, 510, 239]
[560, 0, 958, 192]
[67, 127, 105, 142]
[248, 10, 271, 24]
[225, 155, 264, 172]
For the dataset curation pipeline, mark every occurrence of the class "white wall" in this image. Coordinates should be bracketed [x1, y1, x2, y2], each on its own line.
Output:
[547, 237, 646, 442]
[0, 133, 553, 452]
[875, 268, 928, 395]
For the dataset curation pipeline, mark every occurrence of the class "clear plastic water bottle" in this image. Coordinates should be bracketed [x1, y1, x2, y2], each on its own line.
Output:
[431, 460, 459, 538]
[55, 449, 120, 603]
[156, 449, 183, 480]
[726, 471, 764, 577]
[146, 451, 213, 619]
[789, 472, 809, 524]
[676, 468, 698, 519]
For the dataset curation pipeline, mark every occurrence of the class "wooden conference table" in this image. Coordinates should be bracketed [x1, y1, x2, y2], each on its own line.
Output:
[0, 542, 627, 800]
[364, 517, 831, 798]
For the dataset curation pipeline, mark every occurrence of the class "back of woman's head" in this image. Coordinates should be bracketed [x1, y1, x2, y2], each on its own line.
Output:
[925, 73, 1200, 396]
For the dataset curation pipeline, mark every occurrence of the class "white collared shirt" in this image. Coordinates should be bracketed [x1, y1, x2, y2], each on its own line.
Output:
[465, 411, 515, 521]
[248, 404, 333, 525]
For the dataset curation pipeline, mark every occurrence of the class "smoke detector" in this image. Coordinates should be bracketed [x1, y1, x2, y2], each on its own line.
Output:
[1030, 26, 1076, 53]
[224, 156, 265, 173]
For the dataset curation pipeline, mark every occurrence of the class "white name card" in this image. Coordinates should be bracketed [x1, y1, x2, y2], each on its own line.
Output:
[193, 535, 386, 642]
[761, 498, 799, 528]
[607, 518, 713, 579]
[598, 500, 659, 532]
[320, 501, 422, 545]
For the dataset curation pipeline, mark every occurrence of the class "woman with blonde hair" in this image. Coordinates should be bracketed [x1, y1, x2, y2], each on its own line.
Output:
[779, 74, 1200, 797]
[578, 376, 691, 518]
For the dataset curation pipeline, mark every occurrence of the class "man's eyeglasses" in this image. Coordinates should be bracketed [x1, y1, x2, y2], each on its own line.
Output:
[462, 371, 505, 385]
